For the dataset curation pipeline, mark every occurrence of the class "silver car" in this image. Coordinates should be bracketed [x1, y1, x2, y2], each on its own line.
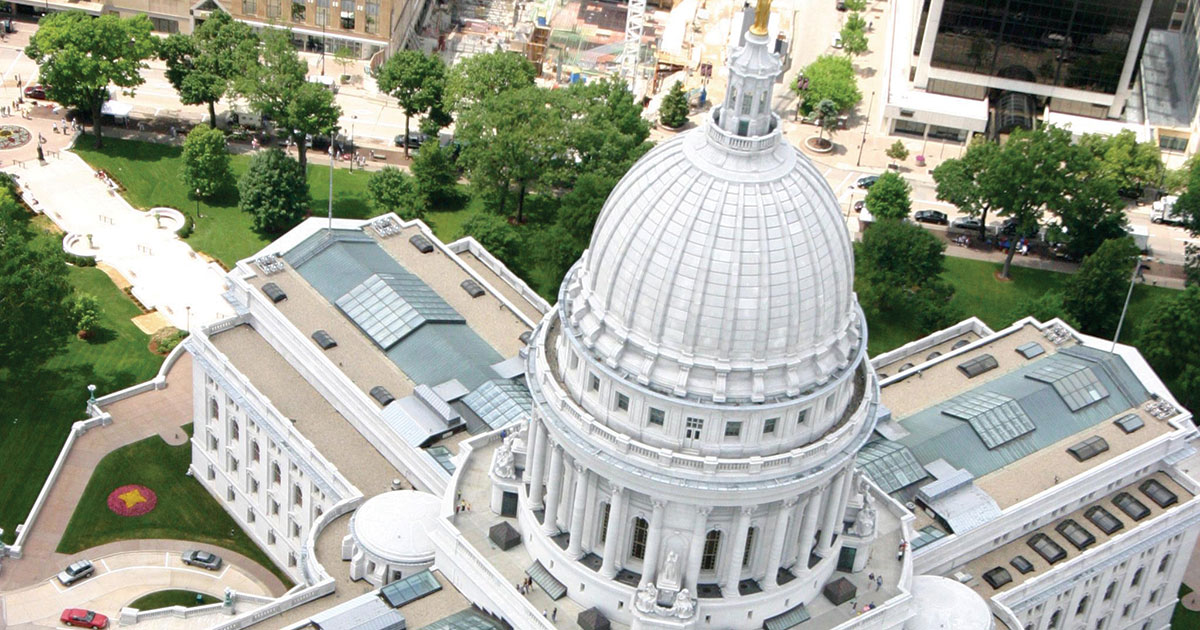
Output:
[57, 560, 95, 585]
[181, 550, 223, 570]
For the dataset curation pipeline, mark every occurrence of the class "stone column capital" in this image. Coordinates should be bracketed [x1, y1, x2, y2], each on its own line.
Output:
[740, 506, 755, 516]
[610, 484, 625, 496]
[652, 499, 669, 511]
[695, 505, 713, 517]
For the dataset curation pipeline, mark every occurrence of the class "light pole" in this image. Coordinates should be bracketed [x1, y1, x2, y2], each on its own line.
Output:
[186, 305, 191, 333]
[87, 384, 97, 406]
[194, 189, 201, 219]
[856, 91, 875, 167]
[328, 141, 335, 231]
[349, 115, 356, 172]
[1111, 256, 1143, 352]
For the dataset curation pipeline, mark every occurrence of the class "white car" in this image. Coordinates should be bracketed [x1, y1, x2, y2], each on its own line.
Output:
[57, 560, 95, 586]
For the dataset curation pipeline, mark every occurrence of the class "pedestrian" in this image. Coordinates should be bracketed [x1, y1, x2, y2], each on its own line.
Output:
[868, 572, 874, 583]
[876, 575, 882, 589]
[542, 609, 548, 618]
[552, 608, 557, 621]
[52, 122, 57, 134]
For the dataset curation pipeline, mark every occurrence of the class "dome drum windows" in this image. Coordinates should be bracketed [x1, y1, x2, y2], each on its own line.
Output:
[701, 530, 722, 571]
[724, 421, 742, 438]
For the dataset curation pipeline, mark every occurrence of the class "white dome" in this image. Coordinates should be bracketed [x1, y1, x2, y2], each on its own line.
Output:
[564, 120, 860, 403]
[904, 575, 993, 630]
[350, 490, 440, 564]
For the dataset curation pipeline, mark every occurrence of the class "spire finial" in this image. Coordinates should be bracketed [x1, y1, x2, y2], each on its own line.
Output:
[749, 0, 771, 35]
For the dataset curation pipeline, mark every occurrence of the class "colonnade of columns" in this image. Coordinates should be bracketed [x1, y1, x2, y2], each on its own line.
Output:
[523, 417, 856, 597]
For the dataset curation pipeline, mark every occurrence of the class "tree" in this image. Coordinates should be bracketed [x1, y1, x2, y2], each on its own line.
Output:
[334, 46, 356, 78]
[660, 81, 689, 129]
[1061, 237, 1139, 337]
[932, 137, 999, 240]
[376, 50, 447, 158]
[1014, 291, 1078, 329]
[158, 11, 257, 125]
[1138, 286, 1200, 409]
[793, 54, 860, 115]
[1045, 174, 1127, 260]
[842, 0, 866, 10]
[367, 166, 422, 219]
[557, 172, 616, 247]
[857, 219, 956, 333]
[238, 149, 310, 234]
[840, 13, 868, 57]
[282, 81, 342, 172]
[444, 51, 537, 113]
[885, 140, 909, 167]
[410, 142, 460, 209]
[0, 191, 74, 376]
[71, 294, 101, 339]
[1078, 130, 1163, 196]
[25, 12, 156, 148]
[864, 172, 911, 220]
[181, 124, 232, 199]
[461, 212, 523, 274]
[560, 78, 652, 184]
[237, 28, 306, 123]
[815, 98, 840, 146]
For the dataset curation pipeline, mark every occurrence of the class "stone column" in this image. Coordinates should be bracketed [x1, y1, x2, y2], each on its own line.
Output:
[685, 506, 713, 590]
[566, 463, 591, 559]
[528, 419, 548, 510]
[764, 498, 796, 589]
[558, 459, 574, 529]
[600, 485, 626, 578]
[524, 417, 541, 484]
[541, 444, 565, 535]
[782, 495, 810, 568]
[639, 500, 668, 587]
[796, 488, 823, 568]
[722, 506, 754, 596]
[817, 469, 849, 556]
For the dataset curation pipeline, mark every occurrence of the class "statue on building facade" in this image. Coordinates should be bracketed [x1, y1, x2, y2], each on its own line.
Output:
[661, 550, 680, 587]
[492, 439, 515, 479]
[635, 582, 659, 613]
[671, 588, 696, 618]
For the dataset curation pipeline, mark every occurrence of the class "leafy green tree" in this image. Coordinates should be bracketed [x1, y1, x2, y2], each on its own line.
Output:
[238, 149, 310, 234]
[237, 28, 323, 166]
[660, 81, 689, 129]
[282, 81, 342, 172]
[815, 98, 840, 145]
[560, 78, 652, 184]
[71, 294, 101, 339]
[932, 137, 999, 240]
[840, 13, 868, 56]
[1138, 285, 1200, 409]
[376, 50, 447, 158]
[367, 166, 422, 219]
[158, 11, 257, 125]
[857, 219, 956, 333]
[533, 222, 582, 286]
[181, 124, 232, 199]
[334, 46, 356, 78]
[0, 191, 74, 376]
[410, 143, 460, 210]
[885, 140, 909, 166]
[444, 51, 537, 113]
[1046, 174, 1127, 260]
[842, 0, 866, 10]
[793, 54, 860, 115]
[557, 172, 616, 247]
[1078, 130, 1163, 196]
[1014, 291, 1078, 329]
[25, 12, 156, 148]
[864, 171, 911, 220]
[461, 212, 523, 274]
[456, 86, 568, 222]
[1062, 237, 1139, 337]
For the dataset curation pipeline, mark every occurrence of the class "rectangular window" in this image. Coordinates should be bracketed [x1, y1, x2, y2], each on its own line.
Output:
[149, 16, 180, 32]
[271, 499, 280, 515]
[599, 503, 611, 543]
[267, 0, 280, 18]
[701, 530, 721, 570]
[1160, 134, 1189, 152]
[1095, 617, 1105, 630]
[247, 508, 256, 523]
[685, 417, 704, 440]
[288, 552, 296, 567]
[207, 465, 215, 480]
[631, 518, 648, 559]
[616, 393, 629, 411]
[763, 418, 777, 434]
[242, 0, 257, 13]
[339, 0, 355, 29]
[648, 408, 665, 426]
[725, 421, 742, 437]
[742, 527, 756, 567]
[590, 374, 600, 391]
[251, 478, 259, 494]
[1122, 604, 1132, 617]
[1149, 588, 1160, 604]
[268, 530, 276, 545]
[797, 409, 808, 424]
[226, 486, 235, 501]
[291, 0, 306, 21]
[364, 0, 379, 33]
[315, 6, 329, 26]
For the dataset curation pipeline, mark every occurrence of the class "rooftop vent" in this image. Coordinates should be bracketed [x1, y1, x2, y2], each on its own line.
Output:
[1084, 506, 1124, 535]
[1015, 342, 1045, 359]
[926, 351, 942, 361]
[312, 330, 337, 350]
[519, 330, 532, 345]
[957, 354, 998, 378]
[1054, 519, 1095, 551]
[261, 282, 287, 303]
[371, 216, 402, 237]
[1066, 436, 1109, 462]
[369, 386, 396, 406]
[255, 255, 285, 275]
[1009, 555, 1034, 574]
[900, 362, 915, 371]
[1027, 533, 1067, 565]
[1139, 478, 1178, 508]
[409, 233, 434, 253]
[1114, 414, 1144, 434]
[982, 567, 1012, 589]
[1111, 492, 1150, 521]
[952, 339, 972, 350]
[461, 279, 485, 298]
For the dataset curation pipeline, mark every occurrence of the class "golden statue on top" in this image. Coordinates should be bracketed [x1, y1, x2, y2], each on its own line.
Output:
[749, 0, 772, 35]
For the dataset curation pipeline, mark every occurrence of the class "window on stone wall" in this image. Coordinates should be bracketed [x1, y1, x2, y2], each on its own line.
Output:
[339, 0, 355, 28]
[251, 478, 259, 494]
[1158, 554, 1171, 574]
[272, 462, 281, 486]
[1122, 603, 1132, 617]
[797, 409, 808, 425]
[251, 440, 260, 463]
[1132, 567, 1144, 586]
[364, 0, 378, 33]
[226, 486, 235, 501]
[648, 408, 664, 426]
[701, 530, 721, 571]
[268, 530, 276, 545]
[590, 373, 600, 391]
[267, 0, 280, 18]
[230, 421, 240, 442]
[630, 517, 648, 559]
[1104, 581, 1116, 600]
[1149, 588, 1161, 604]
[599, 503, 611, 543]
[208, 432, 218, 451]
[724, 421, 742, 438]
[210, 397, 220, 421]
[247, 508, 256, 523]
[763, 418, 777, 434]
[1076, 596, 1088, 616]
[1049, 609, 1061, 629]
[294, 484, 304, 508]
[742, 526, 756, 567]
[288, 552, 296, 567]
[242, 0, 257, 14]
[291, 0, 306, 21]
[271, 499, 280, 515]
[616, 393, 629, 411]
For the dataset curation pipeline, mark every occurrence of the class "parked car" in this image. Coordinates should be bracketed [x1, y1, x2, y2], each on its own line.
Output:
[394, 132, 428, 149]
[57, 560, 94, 586]
[60, 609, 108, 628]
[913, 210, 949, 225]
[951, 216, 982, 231]
[853, 200, 865, 213]
[856, 175, 879, 189]
[182, 549, 223, 570]
[836, 0, 846, 9]
[23, 84, 47, 100]
[996, 217, 1038, 238]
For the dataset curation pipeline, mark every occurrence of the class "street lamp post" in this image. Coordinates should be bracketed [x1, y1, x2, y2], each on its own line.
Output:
[1111, 256, 1143, 352]
[194, 189, 201, 219]
[349, 115, 356, 172]
[186, 305, 191, 333]
[856, 90, 875, 167]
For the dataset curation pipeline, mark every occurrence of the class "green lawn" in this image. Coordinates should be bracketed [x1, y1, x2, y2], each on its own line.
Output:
[129, 590, 220, 610]
[0, 255, 163, 545]
[56, 425, 293, 588]
[1174, 585, 1200, 629]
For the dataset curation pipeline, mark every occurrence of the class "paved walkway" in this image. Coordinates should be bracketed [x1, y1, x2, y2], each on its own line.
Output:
[6, 152, 232, 332]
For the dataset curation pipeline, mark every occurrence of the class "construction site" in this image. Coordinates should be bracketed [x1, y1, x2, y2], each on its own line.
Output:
[414, 0, 798, 109]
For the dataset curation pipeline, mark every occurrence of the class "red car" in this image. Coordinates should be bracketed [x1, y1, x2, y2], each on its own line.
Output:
[23, 84, 47, 100]
[60, 609, 108, 628]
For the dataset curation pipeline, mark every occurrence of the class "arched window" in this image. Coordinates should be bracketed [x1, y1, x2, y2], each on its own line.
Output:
[293, 484, 303, 508]
[251, 441, 260, 463]
[742, 526, 757, 567]
[272, 462, 282, 486]
[740, 93, 752, 115]
[630, 517, 649, 559]
[230, 421, 240, 442]
[598, 503, 611, 544]
[757, 90, 767, 114]
[728, 87, 738, 110]
[209, 397, 219, 421]
[1076, 595, 1088, 615]
[1048, 609, 1061, 629]
[1132, 567, 1144, 586]
[1158, 554, 1172, 574]
[701, 530, 721, 571]
[1104, 581, 1116, 600]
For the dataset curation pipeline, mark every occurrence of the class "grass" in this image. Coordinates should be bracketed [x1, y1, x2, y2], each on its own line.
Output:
[0, 241, 163, 545]
[1174, 585, 1200, 629]
[56, 425, 293, 588]
[128, 590, 220, 610]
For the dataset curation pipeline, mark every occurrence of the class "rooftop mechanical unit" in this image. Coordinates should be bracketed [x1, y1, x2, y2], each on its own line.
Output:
[461, 279, 485, 298]
[409, 234, 434, 253]
[370, 386, 396, 406]
[312, 330, 338, 350]
[957, 354, 998, 378]
[261, 282, 287, 303]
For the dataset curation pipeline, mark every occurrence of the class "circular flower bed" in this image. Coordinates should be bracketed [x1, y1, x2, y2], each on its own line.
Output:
[107, 484, 158, 517]
[0, 125, 32, 150]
